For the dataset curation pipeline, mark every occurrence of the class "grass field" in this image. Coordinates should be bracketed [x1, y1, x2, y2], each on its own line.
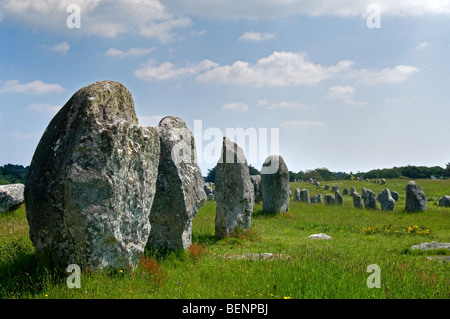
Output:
[0, 178, 449, 299]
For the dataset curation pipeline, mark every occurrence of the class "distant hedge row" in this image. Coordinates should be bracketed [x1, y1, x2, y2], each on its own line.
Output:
[0, 164, 29, 185]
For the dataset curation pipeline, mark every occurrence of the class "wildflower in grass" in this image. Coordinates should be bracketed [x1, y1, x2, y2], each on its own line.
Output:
[283, 296, 291, 299]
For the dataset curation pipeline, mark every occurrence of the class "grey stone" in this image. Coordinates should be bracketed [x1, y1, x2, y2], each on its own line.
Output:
[316, 194, 323, 204]
[146, 116, 206, 251]
[250, 175, 263, 203]
[364, 189, 378, 210]
[293, 188, 301, 201]
[381, 178, 386, 185]
[410, 242, 450, 251]
[208, 193, 215, 201]
[343, 187, 349, 195]
[260, 155, 289, 213]
[331, 185, 339, 192]
[390, 191, 399, 201]
[361, 187, 367, 199]
[377, 188, 396, 211]
[350, 186, 356, 196]
[405, 181, 427, 212]
[215, 138, 255, 238]
[0, 184, 25, 213]
[300, 189, 309, 203]
[335, 190, 343, 205]
[310, 195, 317, 204]
[25, 81, 160, 271]
[308, 233, 332, 240]
[438, 195, 450, 207]
[352, 192, 363, 209]
[324, 194, 335, 205]
[204, 185, 213, 195]
[324, 184, 330, 190]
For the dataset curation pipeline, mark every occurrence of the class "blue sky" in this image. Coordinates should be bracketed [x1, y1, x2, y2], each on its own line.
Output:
[0, 0, 449, 176]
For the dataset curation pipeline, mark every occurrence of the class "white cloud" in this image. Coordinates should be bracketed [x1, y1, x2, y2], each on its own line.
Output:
[138, 115, 165, 126]
[222, 102, 249, 112]
[163, 0, 450, 20]
[280, 120, 325, 130]
[258, 100, 307, 110]
[196, 51, 353, 87]
[0, 80, 64, 94]
[325, 85, 366, 106]
[352, 65, 419, 85]
[134, 59, 218, 81]
[40, 41, 70, 55]
[104, 47, 155, 59]
[27, 103, 60, 114]
[415, 42, 429, 50]
[238, 31, 276, 42]
[0, 0, 191, 42]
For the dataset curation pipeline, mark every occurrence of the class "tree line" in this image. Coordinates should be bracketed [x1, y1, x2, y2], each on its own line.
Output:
[205, 163, 450, 183]
[0, 164, 29, 185]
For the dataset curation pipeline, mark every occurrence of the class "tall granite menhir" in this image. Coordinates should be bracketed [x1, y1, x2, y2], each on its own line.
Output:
[25, 81, 160, 271]
[146, 116, 206, 251]
[215, 138, 254, 239]
[260, 155, 290, 213]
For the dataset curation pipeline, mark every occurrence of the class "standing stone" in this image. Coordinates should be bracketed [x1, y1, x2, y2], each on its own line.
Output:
[300, 189, 310, 203]
[324, 194, 335, 205]
[324, 184, 330, 190]
[204, 185, 213, 196]
[364, 189, 378, 210]
[331, 185, 339, 192]
[361, 187, 368, 199]
[377, 188, 396, 211]
[381, 178, 386, 185]
[215, 138, 255, 239]
[350, 187, 356, 196]
[250, 175, 263, 203]
[146, 116, 207, 251]
[25, 81, 160, 271]
[405, 181, 427, 212]
[343, 187, 349, 195]
[317, 194, 323, 204]
[0, 184, 25, 213]
[335, 190, 343, 205]
[293, 188, 301, 201]
[260, 155, 289, 213]
[208, 193, 215, 201]
[390, 191, 399, 201]
[352, 192, 363, 209]
[310, 195, 318, 204]
[439, 195, 450, 207]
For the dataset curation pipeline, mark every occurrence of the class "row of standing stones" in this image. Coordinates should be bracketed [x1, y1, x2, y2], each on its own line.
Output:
[3, 80, 447, 272]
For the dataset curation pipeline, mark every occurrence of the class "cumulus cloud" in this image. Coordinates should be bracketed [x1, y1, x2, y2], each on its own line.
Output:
[0, 80, 64, 94]
[0, 0, 191, 42]
[280, 120, 325, 130]
[352, 65, 419, 85]
[134, 59, 218, 81]
[162, 0, 450, 20]
[325, 85, 366, 106]
[238, 31, 276, 42]
[138, 115, 165, 126]
[40, 41, 70, 55]
[27, 103, 61, 114]
[257, 100, 307, 110]
[222, 102, 249, 112]
[104, 47, 155, 59]
[196, 51, 353, 87]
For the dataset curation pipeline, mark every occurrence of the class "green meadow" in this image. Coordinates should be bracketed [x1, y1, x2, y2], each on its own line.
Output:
[0, 179, 449, 299]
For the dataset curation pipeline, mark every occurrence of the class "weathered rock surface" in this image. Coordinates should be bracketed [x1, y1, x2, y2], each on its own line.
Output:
[410, 242, 450, 251]
[300, 189, 309, 203]
[390, 190, 399, 202]
[377, 188, 396, 211]
[308, 233, 332, 240]
[25, 81, 160, 271]
[438, 195, 450, 207]
[293, 188, 301, 201]
[0, 183, 25, 213]
[250, 175, 262, 203]
[405, 181, 427, 212]
[324, 194, 335, 205]
[335, 190, 343, 205]
[215, 138, 254, 238]
[146, 116, 206, 251]
[352, 192, 363, 209]
[364, 189, 378, 210]
[260, 155, 289, 213]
